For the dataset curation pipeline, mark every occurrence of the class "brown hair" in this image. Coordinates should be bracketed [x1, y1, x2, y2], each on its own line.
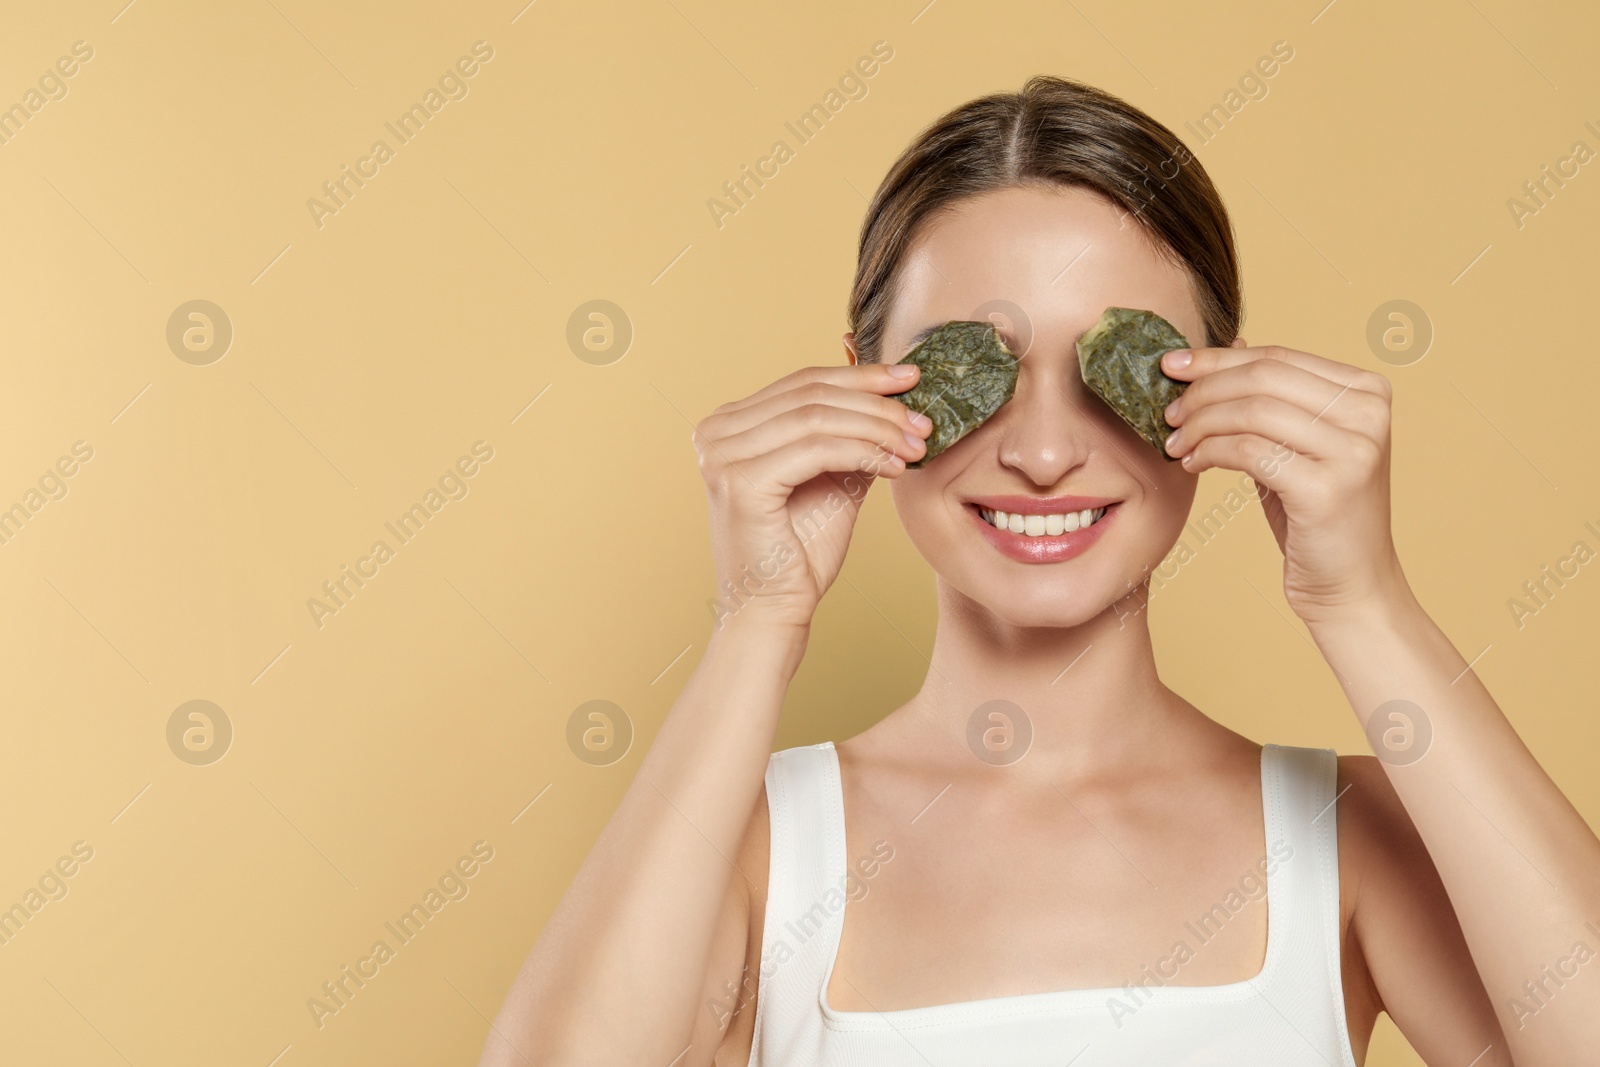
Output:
[848, 75, 1241, 363]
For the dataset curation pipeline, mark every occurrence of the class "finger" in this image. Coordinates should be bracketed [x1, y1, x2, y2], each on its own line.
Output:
[1165, 395, 1346, 461]
[713, 403, 928, 466]
[706, 377, 932, 443]
[714, 361, 921, 418]
[1178, 431, 1302, 483]
[1167, 358, 1389, 438]
[738, 432, 908, 493]
[1161, 344, 1390, 399]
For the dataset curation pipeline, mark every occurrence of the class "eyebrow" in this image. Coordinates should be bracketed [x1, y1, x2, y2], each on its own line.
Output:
[901, 324, 944, 354]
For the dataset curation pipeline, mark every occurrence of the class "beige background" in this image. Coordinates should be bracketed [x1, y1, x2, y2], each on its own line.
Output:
[1, 0, 1596, 1063]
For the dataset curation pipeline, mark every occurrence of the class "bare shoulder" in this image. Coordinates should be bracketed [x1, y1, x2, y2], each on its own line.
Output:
[1334, 753, 1426, 890]
[738, 782, 772, 932]
[704, 771, 771, 1066]
[1331, 753, 1433, 984]
[1330, 752, 1462, 926]
[1332, 753, 1510, 1065]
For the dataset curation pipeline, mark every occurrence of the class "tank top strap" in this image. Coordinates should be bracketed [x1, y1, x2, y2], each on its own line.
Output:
[750, 742, 847, 1059]
[1255, 744, 1354, 1057]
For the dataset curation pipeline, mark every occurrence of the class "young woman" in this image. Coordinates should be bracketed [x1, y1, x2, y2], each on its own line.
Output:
[482, 76, 1600, 1066]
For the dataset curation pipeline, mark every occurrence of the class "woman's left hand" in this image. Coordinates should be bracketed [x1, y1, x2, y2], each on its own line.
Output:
[1158, 342, 1410, 625]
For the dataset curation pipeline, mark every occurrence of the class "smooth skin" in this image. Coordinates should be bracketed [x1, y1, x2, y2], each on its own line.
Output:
[480, 184, 1600, 1067]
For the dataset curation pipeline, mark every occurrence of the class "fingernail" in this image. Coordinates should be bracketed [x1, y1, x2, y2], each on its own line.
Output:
[1163, 398, 1180, 421]
[1164, 430, 1182, 454]
[903, 430, 925, 451]
[887, 363, 917, 378]
[1164, 349, 1191, 370]
[908, 410, 932, 430]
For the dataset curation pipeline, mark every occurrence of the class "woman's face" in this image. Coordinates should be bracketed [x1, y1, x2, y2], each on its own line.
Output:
[863, 183, 1208, 628]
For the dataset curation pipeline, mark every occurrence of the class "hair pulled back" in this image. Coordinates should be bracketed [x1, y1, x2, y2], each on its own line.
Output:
[848, 75, 1241, 363]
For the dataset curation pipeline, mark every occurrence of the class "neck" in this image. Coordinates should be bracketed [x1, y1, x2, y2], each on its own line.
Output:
[907, 580, 1187, 777]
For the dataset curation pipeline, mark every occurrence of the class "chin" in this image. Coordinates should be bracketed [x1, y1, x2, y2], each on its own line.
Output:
[967, 581, 1125, 630]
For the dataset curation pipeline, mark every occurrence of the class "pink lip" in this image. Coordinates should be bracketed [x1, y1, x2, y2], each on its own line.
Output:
[966, 500, 1118, 564]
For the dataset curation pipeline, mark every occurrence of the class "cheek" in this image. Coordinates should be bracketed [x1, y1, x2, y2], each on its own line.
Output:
[1122, 474, 1200, 584]
[889, 472, 958, 557]
[889, 472, 935, 528]
[1148, 462, 1199, 519]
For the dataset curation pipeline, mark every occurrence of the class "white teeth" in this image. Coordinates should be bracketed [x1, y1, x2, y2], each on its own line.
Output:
[978, 505, 1107, 536]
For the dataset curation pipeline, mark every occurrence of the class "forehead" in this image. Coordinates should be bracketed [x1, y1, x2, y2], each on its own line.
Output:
[885, 184, 1203, 356]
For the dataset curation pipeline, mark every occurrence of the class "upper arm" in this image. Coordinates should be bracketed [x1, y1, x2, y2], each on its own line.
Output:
[1339, 754, 1513, 1066]
[684, 784, 770, 1067]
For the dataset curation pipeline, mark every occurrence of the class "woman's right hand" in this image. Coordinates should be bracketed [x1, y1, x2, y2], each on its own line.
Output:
[693, 361, 933, 634]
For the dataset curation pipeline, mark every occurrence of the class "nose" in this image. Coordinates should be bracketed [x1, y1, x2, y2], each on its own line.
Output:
[992, 360, 1095, 486]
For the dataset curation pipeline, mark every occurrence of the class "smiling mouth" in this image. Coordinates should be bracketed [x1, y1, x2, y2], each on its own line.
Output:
[974, 504, 1110, 537]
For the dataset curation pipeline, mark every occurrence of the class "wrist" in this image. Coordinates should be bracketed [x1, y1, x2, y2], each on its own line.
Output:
[1302, 578, 1426, 643]
[706, 615, 811, 677]
[1293, 548, 1415, 627]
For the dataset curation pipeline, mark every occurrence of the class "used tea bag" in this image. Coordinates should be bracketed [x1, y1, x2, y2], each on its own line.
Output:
[1076, 306, 1190, 459]
[893, 320, 1020, 469]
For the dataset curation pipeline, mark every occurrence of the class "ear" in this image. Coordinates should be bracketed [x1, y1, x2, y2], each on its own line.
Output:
[842, 331, 860, 366]
[1229, 335, 1248, 349]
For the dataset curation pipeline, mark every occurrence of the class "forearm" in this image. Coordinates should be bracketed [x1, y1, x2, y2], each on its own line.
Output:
[1308, 589, 1600, 1062]
[483, 621, 808, 1066]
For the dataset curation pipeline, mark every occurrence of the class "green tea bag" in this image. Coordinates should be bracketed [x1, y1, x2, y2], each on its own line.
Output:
[893, 320, 1020, 469]
[1076, 307, 1190, 459]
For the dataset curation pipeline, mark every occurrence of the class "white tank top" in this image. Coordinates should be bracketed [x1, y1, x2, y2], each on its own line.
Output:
[749, 741, 1359, 1066]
